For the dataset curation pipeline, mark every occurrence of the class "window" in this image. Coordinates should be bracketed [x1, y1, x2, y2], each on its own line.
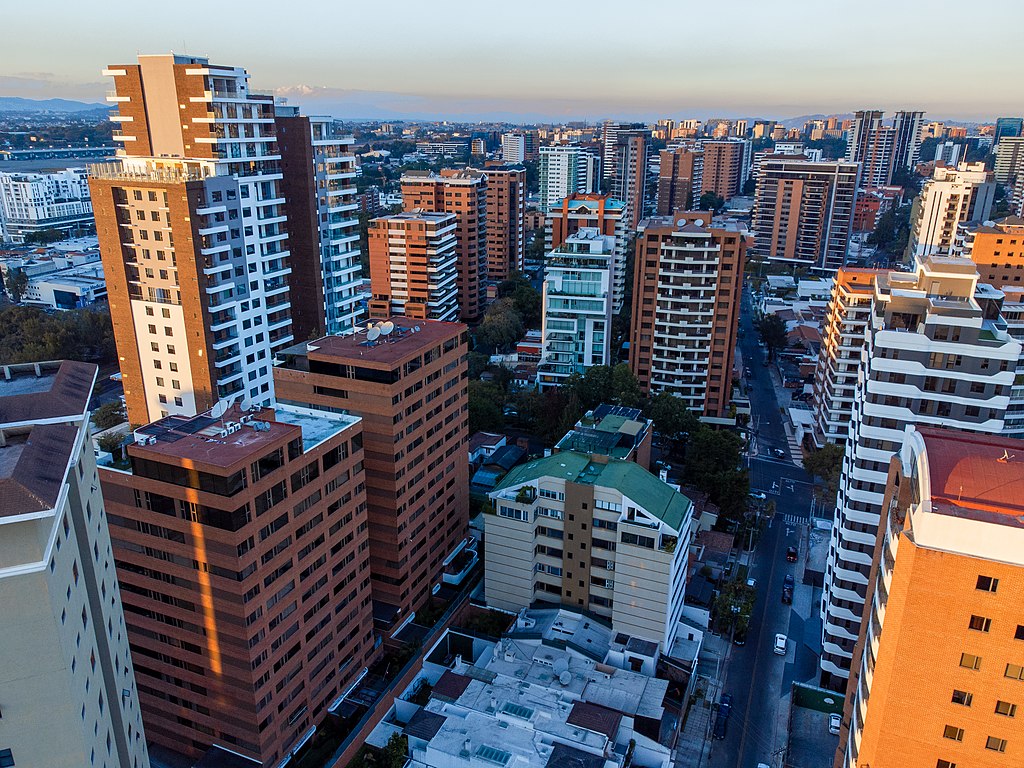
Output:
[951, 690, 973, 706]
[497, 506, 528, 522]
[936, 761, 957, 768]
[960, 653, 982, 670]
[1015, 624, 1024, 641]
[1005, 663, 1024, 680]
[977, 575, 999, 592]
[995, 700, 1017, 717]
[985, 736, 1007, 752]
[969, 615, 992, 633]
[0, 749, 13, 767]
[942, 725, 964, 741]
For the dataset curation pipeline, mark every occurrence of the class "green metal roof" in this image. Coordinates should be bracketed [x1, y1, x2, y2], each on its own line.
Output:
[494, 451, 691, 532]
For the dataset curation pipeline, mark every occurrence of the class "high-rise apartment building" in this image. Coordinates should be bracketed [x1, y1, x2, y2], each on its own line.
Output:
[892, 110, 924, 172]
[500, 133, 526, 164]
[486, 450, 693, 651]
[547, 194, 629, 313]
[993, 136, 1024, 185]
[100, 403, 374, 765]
[482, 163, 526, 281]
[401, 169, 486, 321]
[629, 212, 747, 417]
[538, 145, 600, 213]
[956, 215, 1024, 287]
[0, 168, 93, 243]
[994, 116, 1023, 146]
[700, 139, 750, 200]
[275, 107, 365, 337]
[836, 426, 1024, 768]
[273, 319, 469, 622]
[601, 122, 646, 183]
[0, 360, 150, 768]
[91, 54, 346, 425]
[537, 228, 615, 389]
[907, 162, 995, 260]
[751, 158, 861, 270]
[811, 268, 885, 444]
[610, 130, 650, 227]
[820, 254, 1020, 689]
[846, 110, 896, 188]
[656, 147, 703, 216]
[367, 212, 459, 322]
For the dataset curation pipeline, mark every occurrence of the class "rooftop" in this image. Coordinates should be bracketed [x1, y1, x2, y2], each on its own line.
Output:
[0, 423, 78, 519]
[0, 360, 96, 426]
[555, 405, 650, 460]
[494, 451, 691, 532]
[918, 426, 1024, 527]
[283, 318, 465, 367]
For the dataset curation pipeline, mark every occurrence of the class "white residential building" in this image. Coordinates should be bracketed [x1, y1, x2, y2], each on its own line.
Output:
[538, 228, 614, 389]
[0, 361, 150, 768]
[906, 162, 995, 260]
[538, 145, 600, 213]
[994, 135, 1024, 185]
[486, 450, 692, 652]
[0, 168, 94, 243]
[501, 133, 526, 164]
[820, 254, 1020, 689]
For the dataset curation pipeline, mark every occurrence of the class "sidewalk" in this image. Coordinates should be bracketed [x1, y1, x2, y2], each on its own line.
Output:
[675, 633, 732, 768]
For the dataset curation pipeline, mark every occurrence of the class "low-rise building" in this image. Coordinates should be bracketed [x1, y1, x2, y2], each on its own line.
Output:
[554, 404, 653, 470]
[0, 167, 94, 243]
[486, 451, 692, 652]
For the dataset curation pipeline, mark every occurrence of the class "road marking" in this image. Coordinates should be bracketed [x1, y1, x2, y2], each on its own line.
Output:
[783, 514, 806, 527]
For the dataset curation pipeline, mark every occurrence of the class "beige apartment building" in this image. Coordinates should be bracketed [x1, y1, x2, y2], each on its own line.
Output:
[0, 361, 150, 768]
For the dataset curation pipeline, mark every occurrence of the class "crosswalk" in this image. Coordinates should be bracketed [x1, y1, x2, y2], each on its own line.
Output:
[780, 513, 806, 527]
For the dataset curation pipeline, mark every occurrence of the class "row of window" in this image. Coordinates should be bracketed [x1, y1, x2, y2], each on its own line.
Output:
[941, 725, 1008, 752]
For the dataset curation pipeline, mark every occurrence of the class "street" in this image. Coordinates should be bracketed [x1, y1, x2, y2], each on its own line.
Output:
[703, 285, 822, 768]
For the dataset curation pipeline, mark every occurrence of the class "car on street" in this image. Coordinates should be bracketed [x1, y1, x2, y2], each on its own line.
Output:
[829, 713, 842, 735]
[781, 586, 793, 604]
[786, 546, 798, 562]
[732, 630, 747, 646]
[712, 695, 732, 740]
[773, 633, 788, 655]
[744, 367, 752, 378]
[749, 491, 767, 501]
[772, 448, 786, 458]
[783, 574, 795, 589]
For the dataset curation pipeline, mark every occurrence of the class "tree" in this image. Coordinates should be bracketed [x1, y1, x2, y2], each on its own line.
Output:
[467, 351, 491, 380]
[5, 269, 29, 303]
[497, 272, 541, 327]
[742, 177, 756, 196]
[713, 580, 755, 637]
[0, 306, 117, 365]
[610, 363, 642, 408]
[803, 443, 845, 504]
[468, 380, 505, 434]
[474, 298, 524, 353]
[645, 392, 700, 444]
[92, 401, 127, 430]
[96, 431, 126, 457]
[381, 734, 408, 768]
[698, 192, 725, 213]
[759, 313, 788, 361]
[684, 427, 749, 525]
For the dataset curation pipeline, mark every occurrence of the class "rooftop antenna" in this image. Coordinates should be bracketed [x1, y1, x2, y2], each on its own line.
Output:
[380, 321, 395, 336]
[999, 449, 1015, 463]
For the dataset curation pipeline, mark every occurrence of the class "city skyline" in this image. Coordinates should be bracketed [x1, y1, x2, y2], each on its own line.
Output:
[2, 0, 1021, 121]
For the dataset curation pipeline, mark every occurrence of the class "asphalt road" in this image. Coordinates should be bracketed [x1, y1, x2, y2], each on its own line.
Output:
[706, 286, 821, 768]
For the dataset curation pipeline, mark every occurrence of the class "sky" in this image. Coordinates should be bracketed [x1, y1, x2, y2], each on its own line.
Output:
[3, 0, 1022, 122]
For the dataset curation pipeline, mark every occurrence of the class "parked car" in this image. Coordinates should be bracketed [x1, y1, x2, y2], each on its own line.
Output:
[772, 448, 786, 458]
[749, 491, 767, 501]
[784, 574, 795, 589]
[773, 633, 788, 655]
[744, 367, 752, 378]
[712, 698, 731, 740]
[782, 586, 793, 604]
[733, 630, 747, 646]
[829, 713, 842, 734]
[786, 546, 798, 562]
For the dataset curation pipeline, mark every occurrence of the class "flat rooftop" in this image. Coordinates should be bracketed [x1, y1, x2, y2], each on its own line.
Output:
[0, 360, 96, 426]
[0, 423, 77, 518]
[919, 427, 1024, 527]
[283, 318, 465, 367]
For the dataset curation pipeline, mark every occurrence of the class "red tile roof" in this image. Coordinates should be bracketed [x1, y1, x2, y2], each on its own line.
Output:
[566, 701, 622, 738]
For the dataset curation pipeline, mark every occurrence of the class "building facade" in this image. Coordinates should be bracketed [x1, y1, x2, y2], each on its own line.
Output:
[820, 255, 1021, 689]
[846, 110, 896, 188]
[500, 133, 526, 164]
[751, 158, 860, 270]
[0, 361, 150, 768]
[538, 229, 615, 389]
[273, 320, 470, 623]
[482, 164, 526, 282]
[275, 108, 365, 336]
[610, 131, 650, 227]
[700, 139, 749, 200]
[907, 162, 995, 260]
[811, 269, 885, 444]
[836, 426, 1024, 768]
[486, 451, 692, 651]
[91, 54, 327, 424]
[367, 212, 459, 322]
[994, 117, 1023, 145]
[994, 136, 1024, 185]
[0, 168, 94, 243]
[401, 169, 486, 321]
[892, 110, 925, 172]
[629, 213, 747, 417]
[656, 147, 702, 216]
[538, 145, 600, 214]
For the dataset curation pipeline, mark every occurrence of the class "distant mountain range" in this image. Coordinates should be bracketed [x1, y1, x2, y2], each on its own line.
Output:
[0, 97, 109, 114]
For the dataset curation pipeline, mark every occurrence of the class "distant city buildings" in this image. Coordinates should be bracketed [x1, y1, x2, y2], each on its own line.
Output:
[0, 167, 94, 243]
[0, 361, 150, 768]
[0, 236, 106, 309]
[993, 116, 1023, 145]
[993, 136, 1024, 185]
[751, 158, 860, 270]
[837, 426, 1024, 768]
[538, 144, 600, 213]
[892, 110, 925, 172]
[367, 211, 459, 322]
[501, 132, 526, 164]
[538, 228, 615, 388]
[630, 212, 747, 417]
[486, 450, 693, 652]
[906, 162, 995, 260]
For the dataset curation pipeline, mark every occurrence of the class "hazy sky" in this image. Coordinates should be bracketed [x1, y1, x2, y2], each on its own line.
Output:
[3, 0, 1022, 121]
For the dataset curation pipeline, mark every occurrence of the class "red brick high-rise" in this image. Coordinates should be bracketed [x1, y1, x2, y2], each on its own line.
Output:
[482, 163, 526, 281]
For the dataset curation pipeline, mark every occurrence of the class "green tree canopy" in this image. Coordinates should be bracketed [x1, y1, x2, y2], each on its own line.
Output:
[759, 313, 788, 361]
[92, 401, 127, 430]
[468, 380, 505, 434]
[475, 298, 525, 353]
[803, 442, 845, 505]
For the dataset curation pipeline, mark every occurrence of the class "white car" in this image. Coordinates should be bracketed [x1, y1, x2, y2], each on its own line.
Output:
[773, 633, 787, 655]
[829, 713, 842, 734]
[749, 491, 767, 501]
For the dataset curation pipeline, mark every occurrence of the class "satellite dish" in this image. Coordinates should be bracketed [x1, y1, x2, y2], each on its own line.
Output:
[239, 397, 252, 412]
[210, 400, 228, 419]
[559, 671, 572, 686]
[380, 321, 395, 336]
[367, 327, 381, 342]
[553, 657, 569, 676]
[413, 325, 421, 332]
